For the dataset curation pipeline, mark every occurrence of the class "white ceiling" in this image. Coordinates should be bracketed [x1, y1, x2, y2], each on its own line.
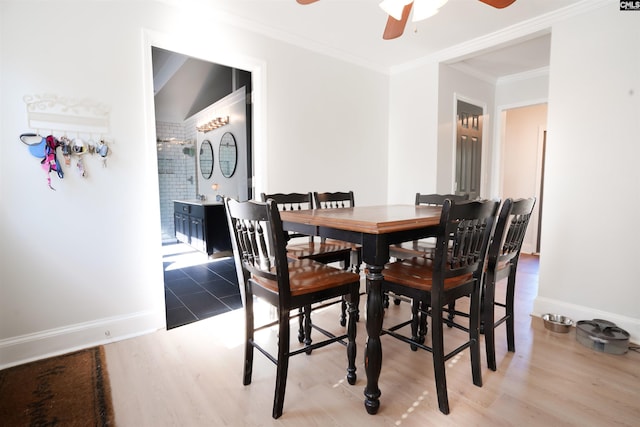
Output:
[181, 0, 591, 79]
[155, 0, 599, 120]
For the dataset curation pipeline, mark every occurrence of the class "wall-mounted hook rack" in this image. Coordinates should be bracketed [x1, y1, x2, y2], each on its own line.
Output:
[23, 93, 111, 135]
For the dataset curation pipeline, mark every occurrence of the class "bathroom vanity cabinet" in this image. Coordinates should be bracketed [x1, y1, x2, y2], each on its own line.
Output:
[173, 201, 232, 255]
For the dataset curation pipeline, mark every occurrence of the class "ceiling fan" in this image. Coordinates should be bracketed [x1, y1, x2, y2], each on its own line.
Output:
[296, 0, 517, 40]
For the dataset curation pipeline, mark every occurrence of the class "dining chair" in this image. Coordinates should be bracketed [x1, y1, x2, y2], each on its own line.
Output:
[388, 193, 470, 309]
[312, 191, 362, 273]
[313, 190, 355, 209]
[381, 198, 500, 414]
[261, 192, 353, 267]
[389, 193, 470, 261]
[313, 191, 364, 323]
[261, 192, 354, 340]
[224, 197, 360, 419]
[483, 197, 536, 371]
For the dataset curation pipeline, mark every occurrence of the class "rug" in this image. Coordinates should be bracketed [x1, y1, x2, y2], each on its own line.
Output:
[0, 346, 114, 426]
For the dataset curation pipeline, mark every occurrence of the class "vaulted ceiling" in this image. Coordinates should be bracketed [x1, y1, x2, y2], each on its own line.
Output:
[152, 47, 234, 122]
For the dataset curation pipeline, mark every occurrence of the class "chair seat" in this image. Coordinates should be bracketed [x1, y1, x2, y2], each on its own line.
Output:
[493, 259, 511, 274]
[253, 258, 360, 297]
[389, 194, 469, 261]
[326, 238, 360, 251]
[286, 241, 354, 260]
[389, 240, 435, 259]
[384, 257, 474, 291]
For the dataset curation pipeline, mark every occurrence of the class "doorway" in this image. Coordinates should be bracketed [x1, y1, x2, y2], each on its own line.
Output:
[455, 99, 484, 200]
[151, 46, 252, 328]
[500, 103, 547, 255]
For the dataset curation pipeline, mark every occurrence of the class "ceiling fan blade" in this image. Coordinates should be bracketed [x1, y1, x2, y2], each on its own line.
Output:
[297, 0, 320, 4]
[478, 0, 516, 8]
[382, 2, 413, 40]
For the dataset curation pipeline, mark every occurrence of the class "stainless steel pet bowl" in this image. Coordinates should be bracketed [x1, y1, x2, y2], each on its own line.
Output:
[542, 313, 573, 333]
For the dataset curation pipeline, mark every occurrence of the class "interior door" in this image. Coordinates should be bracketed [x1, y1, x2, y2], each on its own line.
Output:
[455, 100, 483, 199]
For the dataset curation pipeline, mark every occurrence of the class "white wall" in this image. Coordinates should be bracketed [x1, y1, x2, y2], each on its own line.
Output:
[534, 6, 640, 339]
[262, 47, 389, 207]
[0, 0, 389, 367]
[495, 72, 549, 108]
[387, 64, 440, 204]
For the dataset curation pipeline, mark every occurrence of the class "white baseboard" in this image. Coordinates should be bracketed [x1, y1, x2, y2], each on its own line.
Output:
[0, 310, 164, 370]
[533, 296, 640, 344]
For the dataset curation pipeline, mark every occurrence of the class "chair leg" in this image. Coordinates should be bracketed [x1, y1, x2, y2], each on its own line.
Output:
[272, 308, 291, 419]
[341, 252, 360, 325]
[297, 307, 305, 343]
[418, 300, 428, 343]
[430, 303, 450, 415]
[447, 302, 455, 327]
[484, 272, 498, 371]
[470, 286, 483, 387]
[506, 269, 517, 353]
[408, 299, 428, 351]
[410, 299, 420, 351]
[243, 293, 255, 386]
[303, 305, 313, 354]
[351, 250, 361, 275]
[346, 289, 359, 385]
[340, 298, 347, 326]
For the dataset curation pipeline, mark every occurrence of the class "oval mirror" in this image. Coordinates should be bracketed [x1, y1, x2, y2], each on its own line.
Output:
[199, 139, 214, 179]
[219, 132, 237, 178]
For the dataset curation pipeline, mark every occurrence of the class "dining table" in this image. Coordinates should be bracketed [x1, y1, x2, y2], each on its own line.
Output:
[279, 204, 442, 415]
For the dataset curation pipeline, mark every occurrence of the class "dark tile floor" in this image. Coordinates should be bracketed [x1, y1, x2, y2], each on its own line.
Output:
[163, 243, 242, 329]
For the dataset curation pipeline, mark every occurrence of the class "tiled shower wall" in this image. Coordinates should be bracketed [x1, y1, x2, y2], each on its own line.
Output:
[157, 121, 197, 242]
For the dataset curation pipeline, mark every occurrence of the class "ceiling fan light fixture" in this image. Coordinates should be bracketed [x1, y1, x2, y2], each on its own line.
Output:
[379, 0, 413, 21]
[412, 0, 448, 22]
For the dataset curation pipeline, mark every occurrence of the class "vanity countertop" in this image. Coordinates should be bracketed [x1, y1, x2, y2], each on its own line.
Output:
[173, 199, 224, 206]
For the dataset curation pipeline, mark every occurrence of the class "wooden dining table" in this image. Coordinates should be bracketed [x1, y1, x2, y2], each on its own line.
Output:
[280, 204, 442, 415]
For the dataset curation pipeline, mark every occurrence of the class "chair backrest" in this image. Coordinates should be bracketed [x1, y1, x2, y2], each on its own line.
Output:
[261, 192, 314, 241]
[225, 197, 293, 301]
[415, 193, 469, 206]
[313, 191, 355, 209]
[487, 197, 536, 271]
[261, 192, 313, 211]
[434, 199, 500, 285]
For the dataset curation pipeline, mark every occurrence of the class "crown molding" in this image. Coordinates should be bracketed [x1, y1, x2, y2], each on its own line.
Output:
[158, 0, 610, 76]
[390, 0, 611, 74]
[157, 0, 391, 74]
[447, 62, 499, 85]
[497, 66, 549, 85]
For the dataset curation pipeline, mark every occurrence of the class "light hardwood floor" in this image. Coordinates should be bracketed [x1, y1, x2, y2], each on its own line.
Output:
[105, 255, 640, 426]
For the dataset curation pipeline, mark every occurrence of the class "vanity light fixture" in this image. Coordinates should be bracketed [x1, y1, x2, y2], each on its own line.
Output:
[196, 116, 229, 133]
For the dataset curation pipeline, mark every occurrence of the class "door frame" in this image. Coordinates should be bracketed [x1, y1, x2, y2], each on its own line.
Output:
[142, 29, 268, 206]
[141, 29, 267, 327]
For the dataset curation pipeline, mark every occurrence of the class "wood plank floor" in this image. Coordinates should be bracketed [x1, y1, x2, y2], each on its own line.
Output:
[105, 255, 640, 426]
